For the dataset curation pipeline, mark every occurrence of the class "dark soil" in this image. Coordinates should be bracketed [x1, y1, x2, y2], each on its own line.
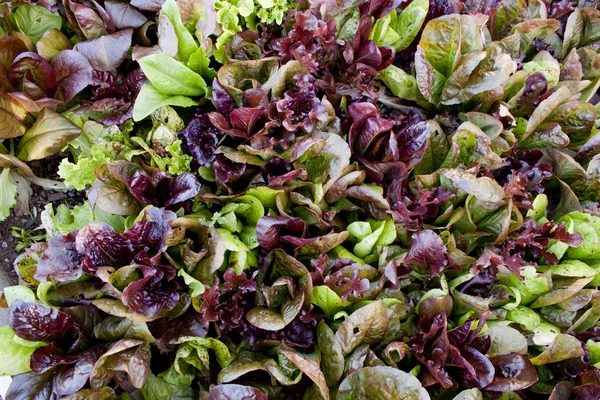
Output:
[0, 155, 85, 288]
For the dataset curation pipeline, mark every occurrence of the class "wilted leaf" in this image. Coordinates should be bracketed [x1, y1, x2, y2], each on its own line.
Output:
[90, 339, 151, 389]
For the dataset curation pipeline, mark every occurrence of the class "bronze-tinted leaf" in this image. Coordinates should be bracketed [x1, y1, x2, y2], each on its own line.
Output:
[16, 107, 81, 161]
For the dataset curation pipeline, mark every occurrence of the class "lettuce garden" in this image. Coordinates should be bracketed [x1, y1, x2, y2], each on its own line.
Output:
[1, 0, 600, 399]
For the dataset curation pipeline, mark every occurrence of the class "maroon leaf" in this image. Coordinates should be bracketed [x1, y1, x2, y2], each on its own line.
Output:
[51, 49, 93, 103]
[9, 52, 57, 97]
[405, 230, 460, 277]
[124, 206, 176, 257]
[485, 354, 538, 392]
[75, 222, 136, 273]
[9, 300, 76, 342]
[256, 216, 308, 251]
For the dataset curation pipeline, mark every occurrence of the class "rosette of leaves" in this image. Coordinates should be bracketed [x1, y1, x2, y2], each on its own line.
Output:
[370, 0, 430, 52]
[416, 14, 517, 106]
[505, 73, 598, 150]
[59, 105, 193, 191]
[245, 250, 312, 332]
[26, 207, 191, 320]
[132, 0, 214, 120]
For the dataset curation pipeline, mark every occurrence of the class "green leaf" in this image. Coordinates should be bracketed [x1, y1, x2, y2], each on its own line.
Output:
[175, 336, 232, 370]
[216, 228, 249, 251]
[141, 373, 196, 400]
[17, 108, 81, 161]
[335, 300, 389, 356]
[337, 366, 430, 400]
[513, 19, 560, 55]
[441, 169, 506, 209]
[530, 321, 561, 346]
[550, 260, 598, 278]
[58, 145, 115, 190]
[530, 277, 593, 308]
[94, 316, 156, 343]
[587, 339, 600, 366]
[160, 0, 199, 61]
[133, 84, 199, 122]
[7, 4, 62, 41]
[499, 266, 550, 305]
[486, 325, 528, 357]
[0, 326, 46, 376]
[419, 14, 463, 78]
[280, 344, 329, 400]
[178, 269, 206, 297]
[317, 321, 344, 387]
[558, 212, 600, 260]
[312, 286, 349, 316]
[3, 285, 36, 305]
[354, 223, 385, 258]
[562, 8, 600, 55]
[391, 0, 429, 51]
[234, 195, 265, 225]
[246, 187, 282, 209]
[440, 45, 516, 105]
[90, 176, 141, 217]
[523, 59, 560, 87]
[525, 86, 572, 138]
[139, 54, 207, 97]
[188, 45, 216, 80]
[0, 168, 17, 222]
[493, 0, 528, 39]
[347, 221, 372, 242]
[36, 28, 73, 61]
[379, 65, 418, 100]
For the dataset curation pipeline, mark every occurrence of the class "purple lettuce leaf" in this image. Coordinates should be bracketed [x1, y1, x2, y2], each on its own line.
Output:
[9, 300, 77, 343]
[35, 231, 83, 282]
[404, 230, 460, 277]
[409, 312, 452, 388]
[74, 29, 133, 71]
[122, 265, 180, 318]
[179, 113, 224, 168]
[75, 222, 136, 274]
[51, 49, 93, 103]
[255, 216, 309, 251]
[9, 51, 57, 97]
[127, 170, 201, 210]
[124, 207, 177, 259]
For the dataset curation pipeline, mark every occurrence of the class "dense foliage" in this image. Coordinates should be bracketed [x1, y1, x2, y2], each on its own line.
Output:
[2, 0, 600, 399]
